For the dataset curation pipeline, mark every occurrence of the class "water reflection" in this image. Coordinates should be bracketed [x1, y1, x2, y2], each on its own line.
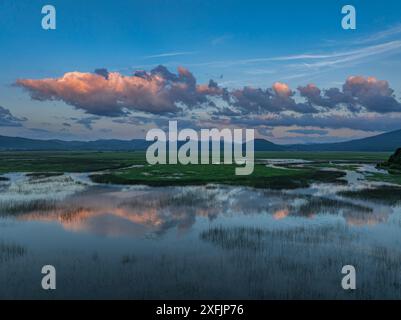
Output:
[1, 172, 401, 299]
[7, 180, 397, 237]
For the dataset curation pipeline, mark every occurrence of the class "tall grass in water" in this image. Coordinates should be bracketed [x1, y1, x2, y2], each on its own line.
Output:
[0, 173, 87, 216]
[298, 196, 373, 216]
[200, 223, 359, 251]
[0, 241, 26, 263]
[0, 199, 57, 216]
[339, 186, 401, 205]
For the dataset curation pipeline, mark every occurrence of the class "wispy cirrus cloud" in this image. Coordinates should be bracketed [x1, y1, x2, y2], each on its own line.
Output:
[182, 25, 401, 86]
[298, 41, 401, 69]
[187, 38, 401, 72]
[211, 34, 233, 46]
[269, 41, 401, 63]
[356, 24, 401, 44]
[144, 51, 197, 59]
[286, 128, 328, 135]
[72, 116, 101, 130]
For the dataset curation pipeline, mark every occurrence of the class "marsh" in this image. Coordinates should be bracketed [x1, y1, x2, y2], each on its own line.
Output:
[1, 157, 401, 299]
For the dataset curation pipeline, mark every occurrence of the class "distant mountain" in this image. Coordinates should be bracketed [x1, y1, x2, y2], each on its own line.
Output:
[0, 136, 151, 151]
[0, 129, 400, 152]
[0, 136, 284, 151]
[254, 139, 285, 151]
[287, 129, 401, 152]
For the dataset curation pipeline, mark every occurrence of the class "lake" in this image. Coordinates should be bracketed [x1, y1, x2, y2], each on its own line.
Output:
[1, 167, 401, 299]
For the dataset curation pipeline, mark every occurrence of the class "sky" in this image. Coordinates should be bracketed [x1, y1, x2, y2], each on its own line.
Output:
[1, 0, 401, 143]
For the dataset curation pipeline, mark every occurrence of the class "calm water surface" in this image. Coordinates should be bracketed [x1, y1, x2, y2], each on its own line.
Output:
[1, 168, 401, 299]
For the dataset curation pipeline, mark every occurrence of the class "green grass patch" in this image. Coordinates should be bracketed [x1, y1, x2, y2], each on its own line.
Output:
[0, 151, 386, 189]
[0, 151, 146, 173]
[366, 172, 401, 185]
[0, 151, 389, 174]
[90, 163, 345, 189]
[256, 151, 390, 162]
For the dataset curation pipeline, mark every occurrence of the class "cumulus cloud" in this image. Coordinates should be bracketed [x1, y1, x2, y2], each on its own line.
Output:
[343, 76, 401, 112]
[298, 84, 332, 107]
[0, 106, 26, 127]
[17, 66, 312, 117]
[272, 82, 292, 97]
[231, 83, 316, 114]
[16, 66, 223, 116]
[94, 68, 109, 80]
[298, 76, 401, 113]
[15, 66, 401, 135]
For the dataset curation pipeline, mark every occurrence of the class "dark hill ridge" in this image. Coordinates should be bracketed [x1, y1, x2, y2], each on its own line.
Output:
[286, 129, 401, 152]
[380, 148, 401, 170]
[0, 136, 150, 151]
[0, 129, 400, 152]
[389, 148, 401, 165]
[0, 136, 285, 151]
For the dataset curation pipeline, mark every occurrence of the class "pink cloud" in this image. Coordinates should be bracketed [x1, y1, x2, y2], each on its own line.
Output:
[16, 67, 220, 116]
[272, 82, 292, 97]
[16, 67, 401, 118]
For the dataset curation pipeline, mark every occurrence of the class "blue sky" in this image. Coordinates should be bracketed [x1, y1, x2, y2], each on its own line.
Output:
[1, 0, 401, 143]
